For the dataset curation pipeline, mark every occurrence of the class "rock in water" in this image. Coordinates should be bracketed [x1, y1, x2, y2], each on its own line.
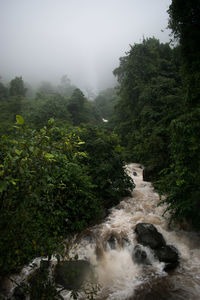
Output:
[107, 235, 117, 249]
[135, 223, 179, 271]
[154, 245, 179, 271]
[135, 223, 166, 249]
[132, 245, 151, 265]
[54, 260, 92, 290]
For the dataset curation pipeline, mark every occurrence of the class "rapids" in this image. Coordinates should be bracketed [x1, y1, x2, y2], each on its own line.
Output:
[4, 163, 200, 299]
[64, 163, 200, 299]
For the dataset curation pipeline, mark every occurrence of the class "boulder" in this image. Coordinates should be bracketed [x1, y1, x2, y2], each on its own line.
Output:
[40, 259, 50, 270]
[135, 223, 166, 249]
[29, 260, 53, 300]
[132, 245, 151, 265]
[54, 260, 92, 290]
[154, 245, 179, 271]
[135, 223, 179, 271]
[133, 171, 138, 176]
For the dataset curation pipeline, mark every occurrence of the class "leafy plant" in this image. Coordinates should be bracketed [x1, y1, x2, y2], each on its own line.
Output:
[0, 117, 100, 275]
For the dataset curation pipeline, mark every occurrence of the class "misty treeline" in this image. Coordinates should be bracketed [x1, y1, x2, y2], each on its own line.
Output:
[0, 74, 104, 134]
[0, 0, 199, 286]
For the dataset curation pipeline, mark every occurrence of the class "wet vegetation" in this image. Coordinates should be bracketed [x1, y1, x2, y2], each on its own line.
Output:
[110, 0, 200, 229]
[0, 0, 199, 290]
[0, 78, 133, 276]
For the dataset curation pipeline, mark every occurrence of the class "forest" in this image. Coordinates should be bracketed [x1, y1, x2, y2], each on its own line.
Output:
[0, 0, 200, 294]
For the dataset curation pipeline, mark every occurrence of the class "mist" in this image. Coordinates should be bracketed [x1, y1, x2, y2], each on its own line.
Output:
[0, 0, 171, 93]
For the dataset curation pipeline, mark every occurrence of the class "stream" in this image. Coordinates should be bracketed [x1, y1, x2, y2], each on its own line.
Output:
[4, 163, 200, 299]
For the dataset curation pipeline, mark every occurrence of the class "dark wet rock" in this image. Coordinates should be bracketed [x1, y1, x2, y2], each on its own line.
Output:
[29, 261, 53, 300]
[101, 208, 109, 219]
[135, 223, 179, 271]
[143, 166, 155, 182]
[13, 286, 26, 300]
[133, 171, 138, 176]
[135, 223, 166, 249]
[154, 245, 179, 271]
[40, 259, 50, 270]
[132, 245, 151, 265]
[107, 235, 117, 249]
[54, 260, 92, 290]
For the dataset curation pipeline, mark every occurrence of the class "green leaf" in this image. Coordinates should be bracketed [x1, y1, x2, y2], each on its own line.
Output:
[15, 149, 22, 156]
[29, 146, 34, 152]
[77, 141, 85, 145]
[48, 118, 55, 125]
[10, 179, 17, 185]
[44, 153, 55, 159]
[77, 152, 87, 158]
[16, 115, 24, 125]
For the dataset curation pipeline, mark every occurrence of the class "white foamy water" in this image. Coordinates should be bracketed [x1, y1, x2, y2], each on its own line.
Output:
[63, 163, 200, 299]
[4, 163, 200, 299]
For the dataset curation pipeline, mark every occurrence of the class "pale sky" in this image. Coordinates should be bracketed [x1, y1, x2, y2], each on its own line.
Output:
[0, 0, 172, 92]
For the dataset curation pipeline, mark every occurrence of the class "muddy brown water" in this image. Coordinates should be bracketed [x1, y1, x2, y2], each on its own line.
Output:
[3, 164, 200, 299]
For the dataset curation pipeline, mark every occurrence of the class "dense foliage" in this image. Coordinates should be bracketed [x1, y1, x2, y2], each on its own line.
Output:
[110, 0, 200, 229]
[112, 37, 183, 175]
[79, 125, 134, 208]
[0, 116, 133, 276]
[158, 0, 200, 228]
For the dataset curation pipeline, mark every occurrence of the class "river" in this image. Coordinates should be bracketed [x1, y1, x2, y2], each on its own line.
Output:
[5, 163, 200, 299]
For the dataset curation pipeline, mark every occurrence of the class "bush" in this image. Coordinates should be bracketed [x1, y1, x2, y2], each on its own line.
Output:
[0, 117, 100, 275]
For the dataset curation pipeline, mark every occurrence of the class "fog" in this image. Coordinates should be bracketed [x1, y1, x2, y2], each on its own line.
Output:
[0, 0, 171, 93]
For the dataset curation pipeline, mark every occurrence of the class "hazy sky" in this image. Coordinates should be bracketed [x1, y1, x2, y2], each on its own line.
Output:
[0, 0, 171, 92]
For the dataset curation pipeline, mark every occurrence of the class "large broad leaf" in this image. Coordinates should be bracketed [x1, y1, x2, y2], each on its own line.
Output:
[16, 115, 24, 125]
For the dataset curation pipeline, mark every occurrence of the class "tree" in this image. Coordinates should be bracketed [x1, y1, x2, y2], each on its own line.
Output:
[0, 81, 8, 101]
[9, 76, 26, 97]
[57, 75, 76, 97]
[25, 93, 72, 129]
[0, 118, 101, 275]
[156, 0, 200, 228]
[68, 89, 88, 125]
[112, 38, 183, 175]
[0, 117, 134, 276]
[168, 0, 200, 104]
[78, 125, 134, 208]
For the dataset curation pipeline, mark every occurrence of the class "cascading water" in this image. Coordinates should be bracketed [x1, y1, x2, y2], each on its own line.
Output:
[4, 163, 200, 299]
[63, 163, 200, 300]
